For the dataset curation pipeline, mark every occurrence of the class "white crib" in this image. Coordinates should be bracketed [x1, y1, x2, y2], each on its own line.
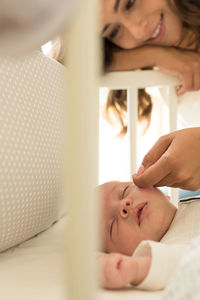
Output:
[1, 1, 200, 299]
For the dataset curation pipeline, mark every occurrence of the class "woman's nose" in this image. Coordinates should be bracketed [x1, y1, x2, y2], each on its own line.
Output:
[119, 199, 132, 218]
[124, 16, 148, 40]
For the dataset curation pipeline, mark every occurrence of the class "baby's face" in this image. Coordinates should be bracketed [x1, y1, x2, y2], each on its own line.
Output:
[100, 181, 176, 255]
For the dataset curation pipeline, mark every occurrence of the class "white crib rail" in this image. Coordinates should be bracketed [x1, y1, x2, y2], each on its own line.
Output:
[65, 0, 99, 299]
[100, 70, 181, 201]
[100, 70, 180, 88]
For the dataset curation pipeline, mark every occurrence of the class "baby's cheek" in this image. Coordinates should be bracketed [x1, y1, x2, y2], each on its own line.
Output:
[151, 211, 167, 238]
[116, 237, 138, 256]
[141, 211, 162, 239]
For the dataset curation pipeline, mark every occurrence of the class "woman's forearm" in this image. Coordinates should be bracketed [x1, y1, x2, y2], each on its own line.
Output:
[106, 45, 160, 72]
[106, 45, 200, 95]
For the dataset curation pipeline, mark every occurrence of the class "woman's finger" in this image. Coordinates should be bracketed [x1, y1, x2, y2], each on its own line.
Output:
[140, 133, 174, 170]
[133, 154, 171, 188]
[154, 173, 175, 187]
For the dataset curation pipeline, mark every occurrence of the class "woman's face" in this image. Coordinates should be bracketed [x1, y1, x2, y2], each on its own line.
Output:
[101, 0, 183, 49]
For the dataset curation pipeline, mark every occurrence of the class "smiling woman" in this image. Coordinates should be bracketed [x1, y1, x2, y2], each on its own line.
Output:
[102, 0, 200, 65]
[102, 0, 200, 135]
[101, 0, 183, 49]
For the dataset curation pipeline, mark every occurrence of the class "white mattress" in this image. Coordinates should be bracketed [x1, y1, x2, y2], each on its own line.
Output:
[0, 216, 163, 300]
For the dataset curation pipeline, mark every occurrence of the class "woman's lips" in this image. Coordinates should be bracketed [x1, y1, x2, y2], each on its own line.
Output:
[148, 13, 165, 44]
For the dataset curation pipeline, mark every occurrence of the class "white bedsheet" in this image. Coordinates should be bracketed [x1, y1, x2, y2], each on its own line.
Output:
[0, 216, 163, 300]
[0, 217, 66, 300]
[98, 288, 163, 300]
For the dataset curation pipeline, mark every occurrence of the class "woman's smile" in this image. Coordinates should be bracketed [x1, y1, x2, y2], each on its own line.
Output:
[147, 13, 165, 43]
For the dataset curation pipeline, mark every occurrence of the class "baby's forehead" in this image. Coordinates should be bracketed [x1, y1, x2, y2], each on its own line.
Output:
[99, 181, 118, 197]
[101, 181, 134, 198]
[101, 181, 125, 192]
[99, 181, 118, 192]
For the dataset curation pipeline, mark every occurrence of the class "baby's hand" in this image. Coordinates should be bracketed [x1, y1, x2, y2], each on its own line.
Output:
[97, 252, 151, 289]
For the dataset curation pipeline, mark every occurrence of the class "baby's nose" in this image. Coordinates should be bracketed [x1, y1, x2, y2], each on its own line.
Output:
[119, 199, 132, 218]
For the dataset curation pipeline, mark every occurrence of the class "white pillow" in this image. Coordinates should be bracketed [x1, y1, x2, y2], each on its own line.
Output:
[0, 51, 66, 252]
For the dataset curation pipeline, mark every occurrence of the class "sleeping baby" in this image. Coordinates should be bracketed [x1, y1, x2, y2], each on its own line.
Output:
[97, 181, 200, 290]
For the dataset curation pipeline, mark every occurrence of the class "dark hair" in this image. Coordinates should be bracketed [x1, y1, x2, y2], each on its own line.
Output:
[104, 89, 152, 136]
[171, 0, 200, 49]
[104, 0, 200, 136]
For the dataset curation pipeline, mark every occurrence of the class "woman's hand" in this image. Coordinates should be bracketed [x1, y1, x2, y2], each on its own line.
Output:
[133, 128, 200, 190]
[155, 47, 200, 96]
[97, 252, 151, 289]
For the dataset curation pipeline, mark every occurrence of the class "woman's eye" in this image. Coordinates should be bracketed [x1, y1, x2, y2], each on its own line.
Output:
[109, 25, 120, 40]
[125, 0, 135, 10]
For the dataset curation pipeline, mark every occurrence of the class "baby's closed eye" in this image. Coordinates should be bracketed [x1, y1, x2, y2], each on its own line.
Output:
[121, 185, 129, 199]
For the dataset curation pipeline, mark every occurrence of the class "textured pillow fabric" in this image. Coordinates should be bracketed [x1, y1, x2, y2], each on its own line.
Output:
[0, 51, 66, 252]
[164, 236, 200, 300]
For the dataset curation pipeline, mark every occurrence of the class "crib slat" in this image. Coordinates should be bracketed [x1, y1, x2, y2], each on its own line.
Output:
[65, 0, 99, 299]
[127, 88, 138, 177]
